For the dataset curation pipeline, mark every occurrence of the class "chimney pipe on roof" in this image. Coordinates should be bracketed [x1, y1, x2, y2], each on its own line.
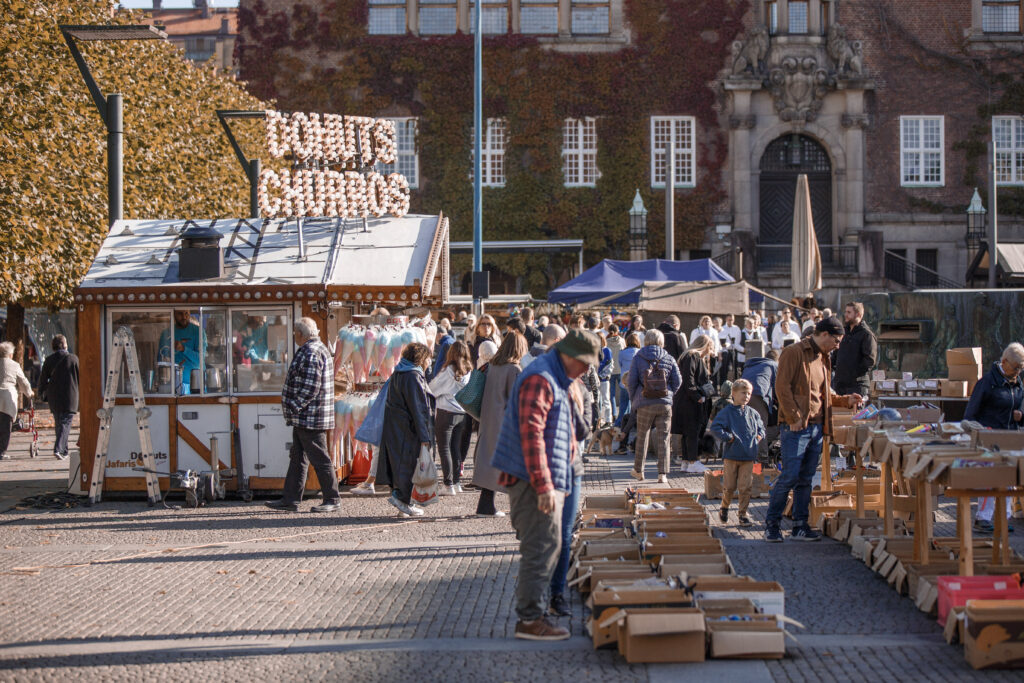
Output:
[195, 0, 210, 19]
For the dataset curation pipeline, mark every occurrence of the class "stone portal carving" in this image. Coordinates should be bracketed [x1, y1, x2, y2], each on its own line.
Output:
[768, 57, 829, 122]
[827, 24, 864, 76]
[731, 24, 769, 76]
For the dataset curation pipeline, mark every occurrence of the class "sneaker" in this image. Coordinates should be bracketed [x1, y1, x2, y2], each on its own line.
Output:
[549, 594, 570, 617]
[54, 452, 68, 461]
[407, 503, 425, 517]
[657, 474, 669, 484]
[454, 483, 464, 494]
[688, 461, 707, 474]
[678, 461, 691, 473]
[974, 519, 995, 535]
[719, 508, 729, 524]
[387, 493, 415, 516]
[264, 499, 299, 512]
[790, 525, 822, 542]
[764, 526, 783, 543]
[310, 501, 340, 513]
[514, 617, 570, 641]
[630, 468, 644, 481]
[350, 482, 375, 496]
[437, 485, 457, 496]
[476, 510, 506, 518]
[738, 514, 753, 527]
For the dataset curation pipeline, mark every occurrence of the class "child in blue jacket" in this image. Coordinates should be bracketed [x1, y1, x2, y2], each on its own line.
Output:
[709, 379, 765, 527]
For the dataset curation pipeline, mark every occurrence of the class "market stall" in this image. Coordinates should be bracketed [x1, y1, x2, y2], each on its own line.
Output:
[73, 213, 449, 496]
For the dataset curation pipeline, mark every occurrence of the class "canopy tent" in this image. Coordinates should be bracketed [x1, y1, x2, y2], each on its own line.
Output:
[547, 258, 733, 305]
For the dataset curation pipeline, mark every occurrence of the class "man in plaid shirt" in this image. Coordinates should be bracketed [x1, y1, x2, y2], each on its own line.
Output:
[266, 317, 340, 513]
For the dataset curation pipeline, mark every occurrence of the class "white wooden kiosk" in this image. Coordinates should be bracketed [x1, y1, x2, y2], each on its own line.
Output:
[73, 214, 449, 496]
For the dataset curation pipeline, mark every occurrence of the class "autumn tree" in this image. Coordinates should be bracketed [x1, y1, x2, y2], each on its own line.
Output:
[0, 0, 267, 363]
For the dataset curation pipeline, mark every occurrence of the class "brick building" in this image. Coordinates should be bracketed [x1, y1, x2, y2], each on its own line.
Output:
[236, 0, 1024, 303]
[139, 1, 239, 77]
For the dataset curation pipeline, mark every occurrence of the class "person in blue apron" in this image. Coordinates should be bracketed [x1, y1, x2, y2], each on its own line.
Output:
[159, 310, 204, 394]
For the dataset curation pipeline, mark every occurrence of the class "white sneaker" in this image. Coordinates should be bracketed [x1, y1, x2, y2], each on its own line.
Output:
[658, 474, 669, 484]
[408, 503, 425, 517]
[689, 461, 707, 474]
[350, 482, 375, 496]
[678, 461, 691, 473]
[630, 468, 644, 481]
[437, 485, 457, 496]
[388, 494, 416, 516]
[454, 483, 464, 494]
[477, 510, 506, 518]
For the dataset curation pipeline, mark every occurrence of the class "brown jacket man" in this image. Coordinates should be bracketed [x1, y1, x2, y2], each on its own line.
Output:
[776, 337, 858, 434]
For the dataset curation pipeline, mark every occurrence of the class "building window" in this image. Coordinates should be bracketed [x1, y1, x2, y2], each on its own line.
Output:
[377, 118, 419, 188]
[900, 116, 944, 186]
[470, 1, 509, 34]
[563, 117, 599, 187]
[184, 37, 216, 62]
[915, 249, 939, 287]
[419, 0, 457, 35]
[521, 0, 559, 34]
[788, 0, 809, 34]
[983, 0, 1022, 33]
[995, 116, 1024, 185]
[765, 0, 778, 34]
[571, 1, 610, 35]
[368, 0, 406, 35]
[650, 116, 696, 188]
[471, 118, 507, 187]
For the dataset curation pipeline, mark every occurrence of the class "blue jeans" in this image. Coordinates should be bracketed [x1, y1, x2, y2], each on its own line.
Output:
[614, 384, 631, 428]
[550, 472, 583, 598]
[765, 423, 823, 528]
[609, 374, 621, 416]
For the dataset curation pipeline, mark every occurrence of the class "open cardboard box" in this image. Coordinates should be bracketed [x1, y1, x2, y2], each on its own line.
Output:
[587, 584, 694, 649]
[965, 600, 1024, 669]
[613, 607, 706, 663]
[705, 615, 786, 659]
[947, 347, 983, 366]
[584, 494, 629, 510]
[940, 379, 968, 398]
[659, 554, 735, 578]
[691, 577, 785, 617]
[698, 597, 758, 618]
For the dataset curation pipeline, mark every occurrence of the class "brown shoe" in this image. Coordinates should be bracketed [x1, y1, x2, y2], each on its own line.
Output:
[514, 617, 571, 641]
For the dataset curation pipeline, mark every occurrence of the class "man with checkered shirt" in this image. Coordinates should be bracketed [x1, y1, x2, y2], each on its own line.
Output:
[266, 317, 341, 513]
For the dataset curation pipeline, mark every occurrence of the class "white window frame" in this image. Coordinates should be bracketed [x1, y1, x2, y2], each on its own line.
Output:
[650, 116, 697, 189]
[376, 117, 419, 189]
[899, 116, 945, 187]
[471, 118, 507, 187]
[562, 117, 600, 188]
[994, 115, 1024, 186]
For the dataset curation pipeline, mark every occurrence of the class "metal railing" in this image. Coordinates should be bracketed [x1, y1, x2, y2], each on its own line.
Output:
[711, 249, 739, 278]
[756, 244, 858, 272]
[883, 249, 961, 289]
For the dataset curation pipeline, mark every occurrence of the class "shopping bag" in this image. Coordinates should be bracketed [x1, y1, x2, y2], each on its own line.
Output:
[354, 379, 390, 446]
[454, 365, 487, 420]
[411, 445, 438, 506]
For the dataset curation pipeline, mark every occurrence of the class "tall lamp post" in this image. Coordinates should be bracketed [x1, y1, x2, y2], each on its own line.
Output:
[471, 0, 487, 315]
[629, 189, 648, 261]
[60, 25, 167, 227]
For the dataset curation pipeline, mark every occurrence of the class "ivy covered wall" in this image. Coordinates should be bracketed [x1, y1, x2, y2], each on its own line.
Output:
[236, 0, 749, 295]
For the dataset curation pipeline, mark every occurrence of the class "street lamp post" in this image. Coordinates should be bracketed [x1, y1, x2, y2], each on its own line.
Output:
[629, 189, 648, 261]
[471, 0, 487, 315]
[60, 25, 166, 227]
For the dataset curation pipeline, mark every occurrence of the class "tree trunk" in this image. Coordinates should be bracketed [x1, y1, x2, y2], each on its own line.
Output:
[5, 302, 25, 365]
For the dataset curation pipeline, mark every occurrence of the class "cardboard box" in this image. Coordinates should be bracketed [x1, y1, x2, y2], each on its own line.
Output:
[616, 608, 706, 663]
[940, 379, 969, 398]
[588, 586, 694, 649]
[964, 600, 1024, 669]
[584, 494, 628, 510]
[949, 362, 983, 388]
[692, 577, 785, 617]
[706, 616, 786, 659]
[698, 597, 758, 618]
[947, 347, 983, 366]
[946, 462, 1019, 490]
[937, 576, 1024, 627]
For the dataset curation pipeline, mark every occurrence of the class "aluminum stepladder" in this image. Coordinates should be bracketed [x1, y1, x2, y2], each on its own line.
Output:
[88, 326, 161, 506]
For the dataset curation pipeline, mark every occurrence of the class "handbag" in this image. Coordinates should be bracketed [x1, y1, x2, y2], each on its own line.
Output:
[455, 365, 487, 420]
[411, 444, 438, 506]
[700, 381, 717, 398]
[354, 378, 390, 446]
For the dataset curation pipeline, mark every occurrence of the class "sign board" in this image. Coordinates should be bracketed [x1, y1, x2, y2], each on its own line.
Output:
[638, 281, 750, 316]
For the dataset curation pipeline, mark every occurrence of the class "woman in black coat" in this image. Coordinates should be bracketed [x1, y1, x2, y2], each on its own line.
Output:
[378, 343, 434, 516]
[671, 335, 715, 472]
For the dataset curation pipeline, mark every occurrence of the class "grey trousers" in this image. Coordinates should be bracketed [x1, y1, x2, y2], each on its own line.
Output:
[282, 427, 340, 504]
[508, 479, 565, 621]
[633, 403, 672, 475]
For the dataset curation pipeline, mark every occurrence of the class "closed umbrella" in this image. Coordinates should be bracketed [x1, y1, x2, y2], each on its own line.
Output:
[791, 173, 822, 300]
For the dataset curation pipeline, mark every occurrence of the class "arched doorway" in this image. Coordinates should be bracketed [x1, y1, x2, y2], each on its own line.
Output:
[758, 134, 832, 268]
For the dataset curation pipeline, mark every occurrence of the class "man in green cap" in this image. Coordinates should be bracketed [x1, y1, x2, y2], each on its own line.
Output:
[491, 328, 600, 641]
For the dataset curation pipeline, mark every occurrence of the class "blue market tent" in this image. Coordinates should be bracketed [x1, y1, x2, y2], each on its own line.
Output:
[547, 258, 734, 305]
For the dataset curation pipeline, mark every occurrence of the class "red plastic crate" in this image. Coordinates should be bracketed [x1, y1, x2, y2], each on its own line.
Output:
[937, 576, 1024, 627]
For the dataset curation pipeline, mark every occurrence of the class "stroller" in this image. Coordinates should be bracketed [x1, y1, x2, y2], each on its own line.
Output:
[13, 405, 40, 458]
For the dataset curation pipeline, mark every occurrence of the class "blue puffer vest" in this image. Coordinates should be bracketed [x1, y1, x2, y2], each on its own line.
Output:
[490, 350, 574, 493]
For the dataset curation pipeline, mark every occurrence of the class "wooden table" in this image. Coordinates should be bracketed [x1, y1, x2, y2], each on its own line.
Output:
[945, 487, 1024, 576]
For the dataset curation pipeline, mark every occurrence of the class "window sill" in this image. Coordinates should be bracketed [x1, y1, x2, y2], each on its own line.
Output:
[563, 183, 598, 188]
[651, 183, 697, 190]
[900, 183, 945, 189]
[968, 32, 1024, 50]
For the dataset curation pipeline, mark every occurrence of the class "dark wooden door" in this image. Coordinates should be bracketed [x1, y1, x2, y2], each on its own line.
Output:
[758, 135, 832, 267]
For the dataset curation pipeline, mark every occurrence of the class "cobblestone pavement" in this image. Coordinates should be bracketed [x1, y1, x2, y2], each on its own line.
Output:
[1, 427, 1021, 680]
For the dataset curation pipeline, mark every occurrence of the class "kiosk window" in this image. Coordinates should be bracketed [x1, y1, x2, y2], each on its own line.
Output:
[231, 309, 291, 393]
[109, 311, 171, 395]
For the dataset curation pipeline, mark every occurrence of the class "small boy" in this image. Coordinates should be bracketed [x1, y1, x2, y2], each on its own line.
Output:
[709, 379, 765, 527]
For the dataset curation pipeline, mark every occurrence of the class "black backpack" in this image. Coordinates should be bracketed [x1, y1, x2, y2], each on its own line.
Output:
[641, 361, 670, 399]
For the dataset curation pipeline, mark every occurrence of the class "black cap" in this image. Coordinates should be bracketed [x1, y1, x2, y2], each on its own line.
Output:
[815, 316, 844, 336]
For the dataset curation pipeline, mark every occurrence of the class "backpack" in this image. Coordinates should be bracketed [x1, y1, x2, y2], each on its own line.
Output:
[641, 360, 670, 399]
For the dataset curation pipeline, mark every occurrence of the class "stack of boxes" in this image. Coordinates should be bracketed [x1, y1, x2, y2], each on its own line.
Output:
[945, 347, 983, 397]
[573, 488, 794, 663]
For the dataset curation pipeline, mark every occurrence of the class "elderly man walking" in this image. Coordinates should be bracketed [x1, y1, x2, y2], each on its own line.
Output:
[765, 317, 862, 542]
[492, 329, 599, 641]
[266, 317, 340, 513]
[38, 335, 79, 460]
